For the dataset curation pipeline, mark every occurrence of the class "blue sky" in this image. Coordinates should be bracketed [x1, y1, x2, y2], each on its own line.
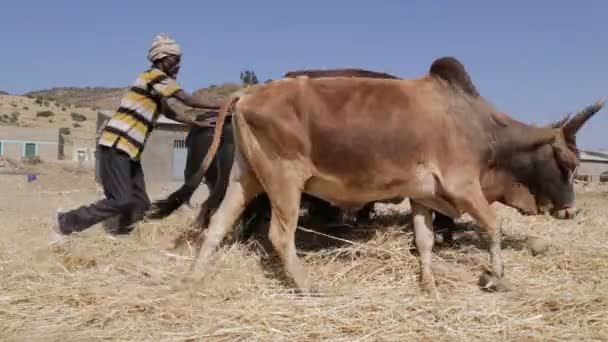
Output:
[1, 0, 606, 149]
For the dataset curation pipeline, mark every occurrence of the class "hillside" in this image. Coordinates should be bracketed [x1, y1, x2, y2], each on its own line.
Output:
[24, 87, 128, 111]
[23, 83, 243, 113]
[0, 94, 100, 158]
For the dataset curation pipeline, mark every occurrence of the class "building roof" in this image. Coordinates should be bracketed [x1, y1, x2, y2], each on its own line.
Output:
[0, 126, 59, 142]
[580, 150, 608, 162]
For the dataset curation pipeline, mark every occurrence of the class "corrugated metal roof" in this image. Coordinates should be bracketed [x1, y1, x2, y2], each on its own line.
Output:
[580, 150, 608, 162]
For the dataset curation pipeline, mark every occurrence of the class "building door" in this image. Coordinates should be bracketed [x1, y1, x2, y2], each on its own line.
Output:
[24, 143, 37, 157]
[172, 139, 187, 181]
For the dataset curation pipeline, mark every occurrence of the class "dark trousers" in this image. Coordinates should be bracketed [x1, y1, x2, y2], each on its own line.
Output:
[58, 146, 150, 234]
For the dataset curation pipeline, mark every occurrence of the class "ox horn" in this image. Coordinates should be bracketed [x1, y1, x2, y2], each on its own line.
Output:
[563, 98, 606, 137]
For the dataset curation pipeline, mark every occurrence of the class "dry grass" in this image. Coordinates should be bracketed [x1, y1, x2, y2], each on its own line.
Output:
[1, 172, 608, 341]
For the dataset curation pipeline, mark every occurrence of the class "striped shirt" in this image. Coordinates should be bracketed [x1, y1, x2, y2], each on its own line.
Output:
[98, 68, 182, 160]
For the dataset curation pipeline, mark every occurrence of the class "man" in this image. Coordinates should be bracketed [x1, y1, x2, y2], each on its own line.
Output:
[51, 33, 219, 241]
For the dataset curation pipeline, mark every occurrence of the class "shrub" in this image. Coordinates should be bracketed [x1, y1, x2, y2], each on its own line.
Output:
[22, 156, 42, 165]
[36, 110, 54, 118]
[73, 122, 82, 128]
[59, 127, 71, 135]
[71, 112, 87, 122]
[35, 98, 43, 105]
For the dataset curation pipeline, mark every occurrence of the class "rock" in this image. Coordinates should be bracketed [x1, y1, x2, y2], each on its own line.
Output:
[527, 237, 549, 256]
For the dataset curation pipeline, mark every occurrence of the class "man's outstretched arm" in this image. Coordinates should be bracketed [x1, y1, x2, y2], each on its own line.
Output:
[161, 97, 216, 128]
[172, 89, 220, 110]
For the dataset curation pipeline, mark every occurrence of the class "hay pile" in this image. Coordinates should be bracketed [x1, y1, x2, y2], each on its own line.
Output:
[1, 185, 608, 341]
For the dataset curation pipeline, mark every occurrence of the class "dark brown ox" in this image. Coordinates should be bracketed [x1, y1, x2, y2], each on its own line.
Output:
[186, 56, 605, 293]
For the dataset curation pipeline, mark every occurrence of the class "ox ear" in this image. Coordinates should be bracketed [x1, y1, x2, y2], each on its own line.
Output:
[563, 99, 606, 138]
[550, 113, 571, 128]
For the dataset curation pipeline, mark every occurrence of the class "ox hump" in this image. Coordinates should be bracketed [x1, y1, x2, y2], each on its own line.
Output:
[429, 56, 480, 97]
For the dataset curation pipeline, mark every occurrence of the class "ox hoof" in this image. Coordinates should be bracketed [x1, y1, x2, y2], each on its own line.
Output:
[419, 274, 438, 296]
[478, 270, 511, 292]
[552, 207, 578, 220]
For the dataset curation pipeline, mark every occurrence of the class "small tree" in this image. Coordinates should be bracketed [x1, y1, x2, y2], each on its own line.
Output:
[240, 70, 259, 86]
[9, 112, 19, 124]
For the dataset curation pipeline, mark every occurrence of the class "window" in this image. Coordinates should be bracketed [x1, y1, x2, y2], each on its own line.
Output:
[24, 143, 37, 157]
[0, 141, 3, 156]
[173, 139, 186, 149]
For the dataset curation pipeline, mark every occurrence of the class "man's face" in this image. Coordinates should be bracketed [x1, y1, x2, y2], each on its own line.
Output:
[160, 55, 181, 78]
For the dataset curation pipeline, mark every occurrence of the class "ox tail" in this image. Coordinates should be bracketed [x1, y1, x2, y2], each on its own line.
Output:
[145, 95, 241, 220]
[187, 95, 240, 189]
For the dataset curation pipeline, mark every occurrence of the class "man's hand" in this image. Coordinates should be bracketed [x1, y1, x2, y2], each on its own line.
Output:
[191, 120, 215, 128]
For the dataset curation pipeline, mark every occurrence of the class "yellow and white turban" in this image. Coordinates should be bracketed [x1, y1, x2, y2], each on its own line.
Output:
[147, 33, 182, 62]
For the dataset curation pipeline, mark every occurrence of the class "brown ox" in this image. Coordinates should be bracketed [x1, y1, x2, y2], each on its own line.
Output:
[185, 56, 605, 293]
[281, 68, 581, 221]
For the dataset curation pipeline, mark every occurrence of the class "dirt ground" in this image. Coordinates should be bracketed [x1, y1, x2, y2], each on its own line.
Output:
[1, 164, 607, 341]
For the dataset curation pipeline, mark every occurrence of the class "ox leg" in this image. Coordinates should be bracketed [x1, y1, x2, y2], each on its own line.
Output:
[268, 178, 310, 292]
[411, 201, 437, 294]
[458, 188, 506, 291]
[191, 155, 261, 279]
[267, 185, 311, 293]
